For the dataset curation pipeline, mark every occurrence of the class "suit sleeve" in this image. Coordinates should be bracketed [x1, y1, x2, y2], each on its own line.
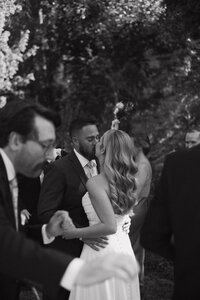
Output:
[140, 155, 175, 260]
[0, 204, 73, 297]
[38, 162, 66, 223]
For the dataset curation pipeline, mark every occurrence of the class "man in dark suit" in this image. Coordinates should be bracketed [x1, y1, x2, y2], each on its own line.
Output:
[141, 145, 200, 299]
[38, 117, 102, 254]
[18, 148, 67, 229]
[38, 117, 106, 299]
[0, 100, 137, 300]
[0, 100, 75, 300]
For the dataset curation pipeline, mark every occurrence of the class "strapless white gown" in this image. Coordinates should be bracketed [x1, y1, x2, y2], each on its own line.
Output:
[69, 192, 140, 300]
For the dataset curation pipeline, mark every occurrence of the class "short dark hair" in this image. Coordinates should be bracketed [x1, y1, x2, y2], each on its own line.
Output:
[69, 117, 97, 138]
[0, 99, 61, 147]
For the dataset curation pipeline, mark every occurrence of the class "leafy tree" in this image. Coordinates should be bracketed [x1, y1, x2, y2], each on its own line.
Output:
[25, 0, 166, 132]
[3, 0, 200, 168]
[0, 0, 37, 106]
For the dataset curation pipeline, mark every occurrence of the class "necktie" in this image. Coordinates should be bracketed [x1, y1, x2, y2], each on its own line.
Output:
[9, 177, 19, 230]
[85, 160, 97, 178]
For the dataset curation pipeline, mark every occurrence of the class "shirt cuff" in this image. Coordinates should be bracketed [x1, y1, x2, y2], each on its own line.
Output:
[42, 224, 55, 244]
[60, 258, 85, 291]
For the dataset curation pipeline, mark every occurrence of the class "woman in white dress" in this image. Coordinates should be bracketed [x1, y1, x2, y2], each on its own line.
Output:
[63, 129, 140, 300]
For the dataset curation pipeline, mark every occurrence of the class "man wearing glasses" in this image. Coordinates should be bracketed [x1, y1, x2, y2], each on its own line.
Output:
[185, 129, 200, 149]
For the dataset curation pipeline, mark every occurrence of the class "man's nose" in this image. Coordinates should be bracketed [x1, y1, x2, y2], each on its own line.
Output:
[93, 138, 99, 145]
[45, 148, 55, 161]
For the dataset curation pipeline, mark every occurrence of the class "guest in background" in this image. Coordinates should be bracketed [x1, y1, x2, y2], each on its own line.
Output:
[54, 148, 68, 160]
[141, 142, 200, 299]
[129, 132, 152, 286]
[185, 129, 200, 149]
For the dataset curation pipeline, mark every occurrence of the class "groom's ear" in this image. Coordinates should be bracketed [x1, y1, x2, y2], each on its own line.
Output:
[71, 136, 78, 147]
[8, 132, 24, 151]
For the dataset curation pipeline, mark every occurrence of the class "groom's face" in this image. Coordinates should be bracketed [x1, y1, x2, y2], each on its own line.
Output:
[76, 124, 99, 160]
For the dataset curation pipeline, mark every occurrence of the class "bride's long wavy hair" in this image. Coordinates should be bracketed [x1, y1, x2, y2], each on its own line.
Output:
[99, 129, 137, 215]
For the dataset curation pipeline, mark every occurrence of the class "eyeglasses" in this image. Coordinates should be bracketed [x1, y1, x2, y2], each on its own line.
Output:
[30, 139, 56, 154]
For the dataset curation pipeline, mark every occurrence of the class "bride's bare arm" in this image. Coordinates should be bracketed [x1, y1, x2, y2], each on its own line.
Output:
[62, 175, 117, 239]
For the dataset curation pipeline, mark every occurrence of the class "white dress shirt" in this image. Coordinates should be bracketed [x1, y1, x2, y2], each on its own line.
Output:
[74, 148, 98, 177]
[0, 148, 18, 229]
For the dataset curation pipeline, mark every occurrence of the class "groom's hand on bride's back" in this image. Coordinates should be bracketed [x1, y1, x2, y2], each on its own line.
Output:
[82, 237, 109, 251]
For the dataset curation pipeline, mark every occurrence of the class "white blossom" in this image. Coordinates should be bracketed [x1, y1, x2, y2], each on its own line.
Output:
[0, 12, 5, 36]
[0, 1, 36, 94]
[0, 95, 7, 108]
[116, 102, 125, 109]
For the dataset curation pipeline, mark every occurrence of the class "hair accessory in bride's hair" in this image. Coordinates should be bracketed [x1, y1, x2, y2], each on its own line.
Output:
[113, 102, 124, 119]
[113, 101, 135, 120]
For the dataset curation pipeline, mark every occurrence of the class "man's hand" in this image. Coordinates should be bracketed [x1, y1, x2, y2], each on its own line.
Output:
[46, 210, 74, 238]
[82, 237, 109, 251]
[122, 216, 131, 234]
[20, 209, 31, 225]
[61, 216, 77, 240]
[74, 253, 139, 286]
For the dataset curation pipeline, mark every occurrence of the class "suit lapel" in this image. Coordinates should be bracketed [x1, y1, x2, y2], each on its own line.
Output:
[68, 151, 88, 188]
[0, 155, 16, 228]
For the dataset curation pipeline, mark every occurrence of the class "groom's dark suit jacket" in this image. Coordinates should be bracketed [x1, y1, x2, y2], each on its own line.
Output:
[141, 144, 200, 299]
[0, 155, 73, 300]
[38, 151, 90, 300]
[38, 151, 89, 257]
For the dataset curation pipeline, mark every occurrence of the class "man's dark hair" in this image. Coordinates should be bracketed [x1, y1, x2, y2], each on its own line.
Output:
[69, 117, 97, 138]
[0, 99, 61, 147]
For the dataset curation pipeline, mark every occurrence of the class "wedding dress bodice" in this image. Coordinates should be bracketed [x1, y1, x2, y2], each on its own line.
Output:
[82, 192, 130, 229]
[81, 192, 133, 256]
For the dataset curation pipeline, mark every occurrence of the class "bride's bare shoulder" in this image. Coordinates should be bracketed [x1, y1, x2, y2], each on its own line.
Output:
[86, 174, 110, 199]
[86, 173, 108, 189]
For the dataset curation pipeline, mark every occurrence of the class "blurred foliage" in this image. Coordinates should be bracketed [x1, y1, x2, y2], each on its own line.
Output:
[22, 0, 167, 128]
[0, 0, 37, 104]
[2, 0, 200, 179]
